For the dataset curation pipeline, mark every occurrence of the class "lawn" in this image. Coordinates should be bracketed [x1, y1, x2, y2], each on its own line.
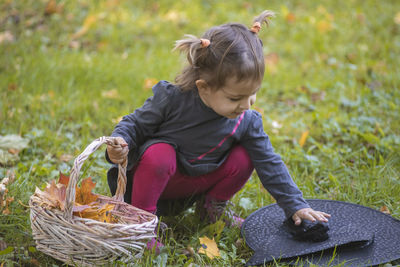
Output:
[1, 0, 399, 266]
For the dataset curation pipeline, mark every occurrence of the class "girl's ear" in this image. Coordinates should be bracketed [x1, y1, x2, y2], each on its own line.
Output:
[195, 79, 211, 94]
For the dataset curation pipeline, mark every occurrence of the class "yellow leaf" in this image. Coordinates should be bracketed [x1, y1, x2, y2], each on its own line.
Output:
[317, 20, 332, 33]
[395, 12, 400, 24]
[82, 15, 97, 30]
[198, 236, 220, 259]
[98, 204, 117, 223]
[71, 14, 97, 39]
[299, 130, 309, 147]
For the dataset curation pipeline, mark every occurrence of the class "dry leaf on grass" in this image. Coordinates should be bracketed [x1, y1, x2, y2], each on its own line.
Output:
[299, 130, 309, 147]
[198, 236, 220, 259]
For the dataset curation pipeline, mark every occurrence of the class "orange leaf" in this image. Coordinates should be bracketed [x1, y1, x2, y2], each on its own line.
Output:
[285, 13, 296, 23]
[58, 172, 70, 186]
[143, 78, 158, 89]
[299, 130, 309, 147]
[75, 177, 98, 205]
[380, 205, 391, 215]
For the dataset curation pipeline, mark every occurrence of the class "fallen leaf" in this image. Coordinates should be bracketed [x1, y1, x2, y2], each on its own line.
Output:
[286, 12, 296, 23]
[299, 130, 309, 147]
[198, 236, 220, 259]
[71, 14, 97, 39]
[380, 205, 391, 215]
[74, 203, 117, 223]
[44, 0, 63, 15]
[43, 181, 66, 210]
[75, 177, 98, 205]
[7, 148, 20, 155]
[317, 20, 332, 33]
[394, 11, 400, 24]
[143, 78, 158, 89]
[2, 208, 10, 215]
[98, 204, 117, 223]
[58, 174, 98, 205]
[8, 84, 17, 91]
[73, 205, 99, 220]
[58, 172, 70, 186]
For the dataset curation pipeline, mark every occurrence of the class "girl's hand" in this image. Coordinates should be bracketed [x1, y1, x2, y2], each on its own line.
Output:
[292, 208, 331, 226]
[107, 137, 129, 164]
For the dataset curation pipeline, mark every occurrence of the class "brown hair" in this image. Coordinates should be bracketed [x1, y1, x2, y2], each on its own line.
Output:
[174, 10, 275, 91]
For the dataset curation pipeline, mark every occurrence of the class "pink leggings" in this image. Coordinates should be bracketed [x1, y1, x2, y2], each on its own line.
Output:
[130, 143, 254, 213]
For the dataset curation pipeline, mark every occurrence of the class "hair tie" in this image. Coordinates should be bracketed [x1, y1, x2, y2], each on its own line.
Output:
[200, 38, 210, 48]
[250, 22, 261, 34]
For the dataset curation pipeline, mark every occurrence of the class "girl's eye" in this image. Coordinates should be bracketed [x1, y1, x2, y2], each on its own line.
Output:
[229, 98, 241, 102]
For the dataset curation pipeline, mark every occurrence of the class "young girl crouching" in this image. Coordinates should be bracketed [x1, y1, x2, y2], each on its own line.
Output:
[106, 10, 330, 250]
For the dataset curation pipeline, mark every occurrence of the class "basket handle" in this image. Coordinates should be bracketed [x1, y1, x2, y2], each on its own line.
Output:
[63, 136, 127, 221]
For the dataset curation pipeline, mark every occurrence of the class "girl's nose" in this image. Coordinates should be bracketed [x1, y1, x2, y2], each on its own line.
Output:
[240, 95, 256, 110]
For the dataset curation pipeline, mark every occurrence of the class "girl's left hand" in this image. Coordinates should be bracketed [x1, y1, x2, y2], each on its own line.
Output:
[292, 208, 331, 225]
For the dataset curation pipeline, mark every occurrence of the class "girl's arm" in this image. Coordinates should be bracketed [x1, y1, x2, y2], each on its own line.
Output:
[240, 111, 310, 218]
[111, 81, 175, 151]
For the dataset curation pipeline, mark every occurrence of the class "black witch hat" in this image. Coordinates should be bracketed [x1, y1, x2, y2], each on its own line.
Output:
[241, 199, 400, 266]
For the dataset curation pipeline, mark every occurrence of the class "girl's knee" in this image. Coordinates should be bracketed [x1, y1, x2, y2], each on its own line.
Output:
[140, 143, 177, 175]
[230, 145, 253, 171]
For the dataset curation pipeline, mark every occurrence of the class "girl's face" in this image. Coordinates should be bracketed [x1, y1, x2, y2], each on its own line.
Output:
[196, 77, 261, 119]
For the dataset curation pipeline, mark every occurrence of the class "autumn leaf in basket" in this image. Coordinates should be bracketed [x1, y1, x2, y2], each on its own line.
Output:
[35, 180, 66, 210]
[59, 173, 118, 223]
[73, 203, 118, 223]
[58, 173, 98, 205]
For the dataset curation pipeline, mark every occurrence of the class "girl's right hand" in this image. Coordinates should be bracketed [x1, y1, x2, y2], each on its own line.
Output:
[107, 137, 129, 164]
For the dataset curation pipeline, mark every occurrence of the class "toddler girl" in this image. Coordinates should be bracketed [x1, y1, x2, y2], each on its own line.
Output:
[106, 10, 330, 235]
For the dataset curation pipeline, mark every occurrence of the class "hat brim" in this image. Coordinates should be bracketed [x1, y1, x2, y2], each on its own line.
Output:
[241, 199, 400, 266]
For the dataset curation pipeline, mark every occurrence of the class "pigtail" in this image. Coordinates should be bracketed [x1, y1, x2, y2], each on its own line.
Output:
[251, 10, 275, 33]
[174, 34, 206, 66]
[174, 34, 211, 91]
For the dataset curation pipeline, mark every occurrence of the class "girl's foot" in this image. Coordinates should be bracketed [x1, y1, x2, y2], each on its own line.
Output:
[146, 221, 168, 254]
[146, 237, 164, 255]
[197, 197, 244, 228]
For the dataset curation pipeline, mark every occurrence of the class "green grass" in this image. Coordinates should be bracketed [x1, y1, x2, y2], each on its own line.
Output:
[1, 0, 400, 266]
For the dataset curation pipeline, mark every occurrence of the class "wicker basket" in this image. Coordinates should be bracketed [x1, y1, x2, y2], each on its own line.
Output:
[29, 136, 158, 266]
